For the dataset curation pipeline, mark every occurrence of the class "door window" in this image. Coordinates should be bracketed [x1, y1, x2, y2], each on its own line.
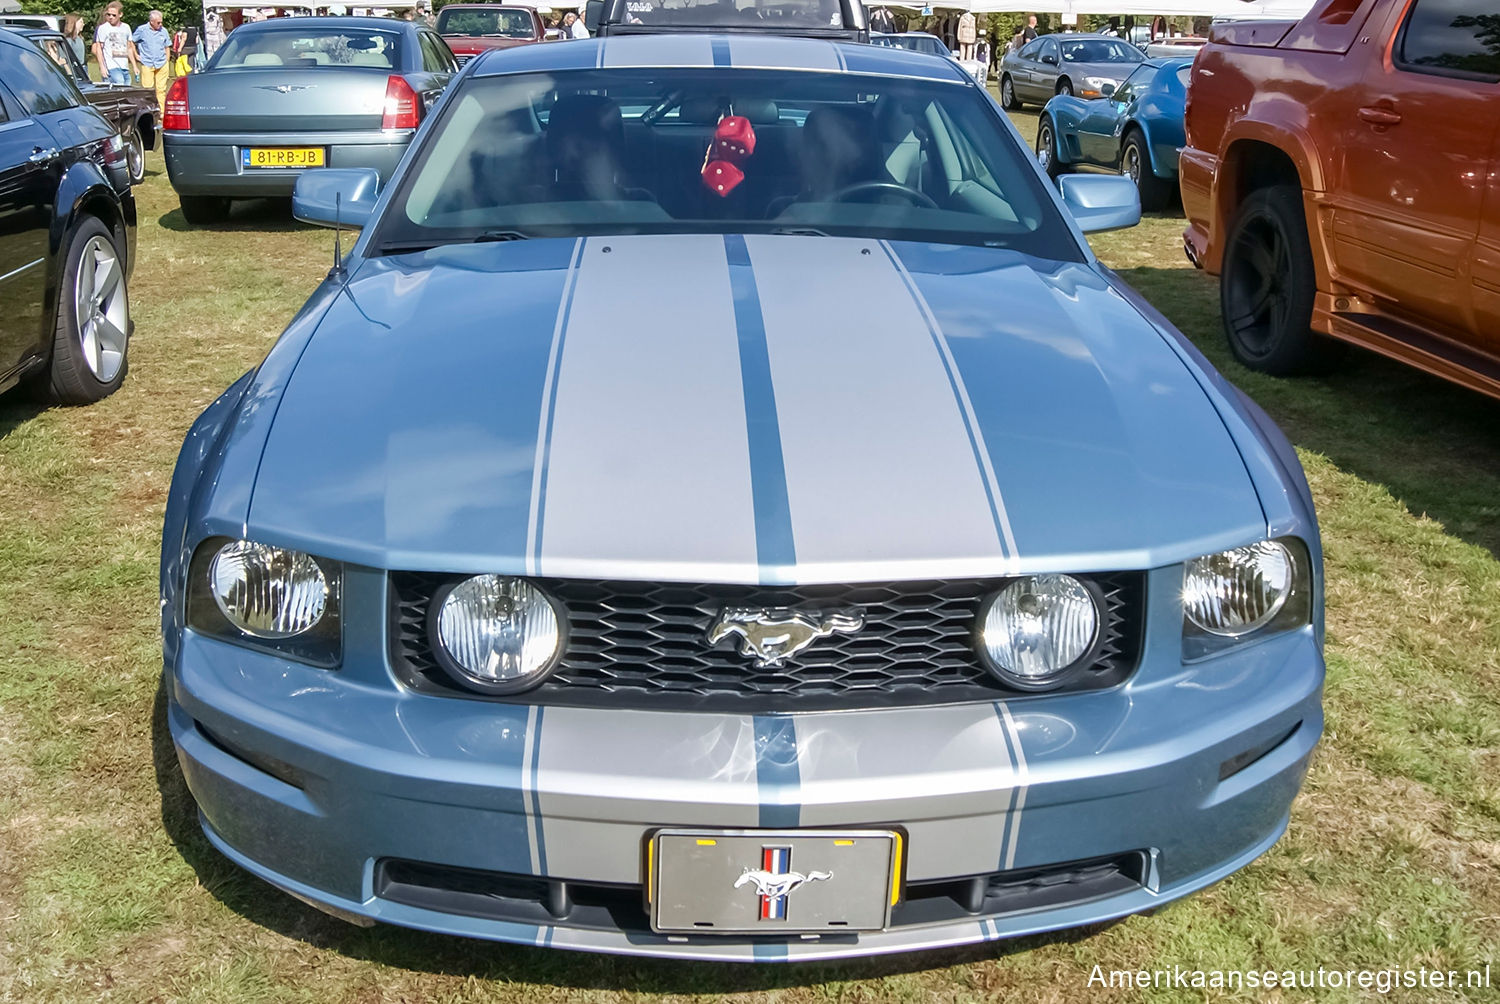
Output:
[1017, 38, 1042, 61]
[1040, 38, 1059, 64]
[1396, 0, 1500, 81]
[0, 43, 81, 115]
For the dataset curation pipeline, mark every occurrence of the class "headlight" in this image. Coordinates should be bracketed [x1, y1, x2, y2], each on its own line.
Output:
[979, 574, 1101, 690]
[186, 537, 342, 667]
[431, 575, 564, 694]
[210, 540, 328, 638]
[1184, 540, 1292, 636]
[1084, 76, 1112, 90]
[1182, 538, 1313, 659]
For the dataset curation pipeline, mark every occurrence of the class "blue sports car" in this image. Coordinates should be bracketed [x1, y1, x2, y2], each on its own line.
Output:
[161, 33, 1324, 961]
[1037, 57, 1192, 211]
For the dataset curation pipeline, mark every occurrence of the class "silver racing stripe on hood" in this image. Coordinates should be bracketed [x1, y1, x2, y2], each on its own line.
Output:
[531, 236, 761, 581]
[743, 235, 1016, 579]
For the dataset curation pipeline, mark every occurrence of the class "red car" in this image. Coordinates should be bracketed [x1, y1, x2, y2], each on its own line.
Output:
[436, 4, 546, 65]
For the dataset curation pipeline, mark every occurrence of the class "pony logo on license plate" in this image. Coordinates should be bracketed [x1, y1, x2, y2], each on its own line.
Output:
[650, 829, 900, 934]
[734, 846, 831, 921]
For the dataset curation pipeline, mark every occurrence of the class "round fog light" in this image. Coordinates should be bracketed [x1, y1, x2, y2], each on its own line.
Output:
[434, 575, 563, 693]
[981, 574, 1100, 688]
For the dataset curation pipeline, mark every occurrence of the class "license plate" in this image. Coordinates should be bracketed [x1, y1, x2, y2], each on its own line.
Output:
[648, 829, 901, 934]
[241, 147, 325, 168]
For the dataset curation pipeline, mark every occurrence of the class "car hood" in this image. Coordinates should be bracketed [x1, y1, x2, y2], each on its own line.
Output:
[249, 235, 1266, 582]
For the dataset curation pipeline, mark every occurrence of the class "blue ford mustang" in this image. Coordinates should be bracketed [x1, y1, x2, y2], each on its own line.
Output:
[161, 34, 1324, 961]
[1037, 57, 1191, 211]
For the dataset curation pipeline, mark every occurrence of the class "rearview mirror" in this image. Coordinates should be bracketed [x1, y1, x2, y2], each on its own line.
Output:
[584, 0, 603, 32]
[293, 168, 380, 230]
[1058, 174, 1140, 233]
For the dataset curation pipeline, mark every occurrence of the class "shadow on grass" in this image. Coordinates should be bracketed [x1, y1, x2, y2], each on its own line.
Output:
[0, 388, 49, 443]
[1113, 265, 1500, 559]
[150, 680, 1118, 991]
[157, 197, 309, 234]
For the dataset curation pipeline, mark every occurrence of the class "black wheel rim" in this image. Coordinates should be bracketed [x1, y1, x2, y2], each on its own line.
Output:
[1225, 212, 1292, 359]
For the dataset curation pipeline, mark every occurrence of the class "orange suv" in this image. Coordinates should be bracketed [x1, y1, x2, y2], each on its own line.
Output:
[1179, 0, 1500, 399]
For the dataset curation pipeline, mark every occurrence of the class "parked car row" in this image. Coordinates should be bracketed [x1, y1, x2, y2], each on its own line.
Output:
[1027, 0, 1498, 403]
[0, 26, 135, 406]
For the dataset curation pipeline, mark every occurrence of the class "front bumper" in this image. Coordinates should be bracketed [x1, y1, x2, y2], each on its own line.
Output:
[168, 567, 1322, 961]
[162, 129, 413, 197]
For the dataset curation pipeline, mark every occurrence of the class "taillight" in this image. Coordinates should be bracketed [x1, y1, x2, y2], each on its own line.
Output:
[381, 76, 419, 130]
[163, 76, 190, 131]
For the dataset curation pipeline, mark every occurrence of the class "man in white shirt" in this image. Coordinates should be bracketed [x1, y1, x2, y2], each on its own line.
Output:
[564, 11, 589, 38]
[92, 2, 138, 85]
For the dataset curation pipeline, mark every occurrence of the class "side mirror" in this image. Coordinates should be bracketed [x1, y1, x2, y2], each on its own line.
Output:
[1058, 174, 1140, 233]
[1100, 82, 1116, 98]
[1041, 53, 1058, 65]
[584, 0, 603, 32]
[293, 168, 380, 229]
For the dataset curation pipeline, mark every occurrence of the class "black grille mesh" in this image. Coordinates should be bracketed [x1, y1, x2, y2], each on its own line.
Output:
[389, 573, 1144, 711]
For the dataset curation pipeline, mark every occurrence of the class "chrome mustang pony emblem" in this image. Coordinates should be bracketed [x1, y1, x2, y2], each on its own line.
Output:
[735, 857, 832, 921]
[707, 606, 864, 667]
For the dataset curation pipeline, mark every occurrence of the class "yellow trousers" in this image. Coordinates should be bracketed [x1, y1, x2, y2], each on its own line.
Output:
[140, 64, 169, 107]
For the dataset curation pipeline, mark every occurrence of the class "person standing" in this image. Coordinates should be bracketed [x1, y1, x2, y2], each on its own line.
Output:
[1022, 14, 1038, 42]
[63, 14, 88, 67]
[93, 3, 137, 85]
[956, 10, 976, 60]
[131, 10, 172, 108]
[868, 4, 894, 33]
[414, 1, 436, 27]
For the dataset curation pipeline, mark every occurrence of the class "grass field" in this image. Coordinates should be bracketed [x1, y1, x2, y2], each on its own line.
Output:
[1, 104, 1498, 1003]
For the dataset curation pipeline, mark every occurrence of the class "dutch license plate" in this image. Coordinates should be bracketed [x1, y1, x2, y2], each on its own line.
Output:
[649, 829, 901, 934]
[241, 147, 325, 168]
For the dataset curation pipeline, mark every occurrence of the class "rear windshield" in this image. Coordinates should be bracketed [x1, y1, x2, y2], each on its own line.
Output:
[1059, 38, 1144, 63]
[373, 68, 1080, 261]
[618, 0, 843, 30]
[208, 28, 403, 69]
[436, 8, 536, 38]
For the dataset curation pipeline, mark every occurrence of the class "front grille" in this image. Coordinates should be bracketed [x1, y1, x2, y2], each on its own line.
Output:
[373, 851, 1149, 934]
[388, 573, 1144, 711]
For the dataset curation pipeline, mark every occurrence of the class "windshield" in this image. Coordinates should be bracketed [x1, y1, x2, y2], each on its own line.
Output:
[436, 8, 535, 37]
[1059, 38, 1144, 63]
[615, 0, 842, 30]
[373, 68, 1079, 260]
[209, 28, 403, 69]
[876, 35, 949, 57]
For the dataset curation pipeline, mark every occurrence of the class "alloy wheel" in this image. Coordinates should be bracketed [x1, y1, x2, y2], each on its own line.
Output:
[73, 235, 128, 383]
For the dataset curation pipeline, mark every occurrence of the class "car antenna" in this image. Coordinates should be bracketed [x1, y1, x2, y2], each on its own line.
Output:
[328, 193, 348, 283]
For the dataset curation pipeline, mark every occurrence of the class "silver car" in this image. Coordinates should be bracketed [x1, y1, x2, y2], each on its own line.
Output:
[999, 33, 1145, 109]
[161, 16, 456, 224]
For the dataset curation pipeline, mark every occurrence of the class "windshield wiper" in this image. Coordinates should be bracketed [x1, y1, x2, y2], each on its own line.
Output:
[376, 230, 530, 255]
[768, 227, 830, 237]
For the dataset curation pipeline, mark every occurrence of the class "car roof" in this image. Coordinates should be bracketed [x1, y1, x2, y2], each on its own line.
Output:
[470, 32, 969, 82]
[231, 16, 419, 31]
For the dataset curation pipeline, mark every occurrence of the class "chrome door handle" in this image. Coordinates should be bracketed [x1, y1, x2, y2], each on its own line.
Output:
[29, 146, 59, 164]
[1357, 105, 1402, 126]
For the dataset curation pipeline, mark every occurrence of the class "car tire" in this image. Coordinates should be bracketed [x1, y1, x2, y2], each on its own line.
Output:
[1121, 131, 1171, 212]
[1001, 74, 1021, 110]
[179, 195, 232, 225]
[1220, 184, 1340, 375]
[45, 216, 130, 405]
[122, 122, 146, 185]
[1056, 78, 1073, 97]
[1036, 118, 1067, 180]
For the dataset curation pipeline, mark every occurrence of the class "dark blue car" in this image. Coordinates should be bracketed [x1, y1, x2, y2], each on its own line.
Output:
[1037, 57, 1191, 211]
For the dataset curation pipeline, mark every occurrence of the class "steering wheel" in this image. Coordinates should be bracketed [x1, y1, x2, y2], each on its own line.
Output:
[830, 180, 940, 210]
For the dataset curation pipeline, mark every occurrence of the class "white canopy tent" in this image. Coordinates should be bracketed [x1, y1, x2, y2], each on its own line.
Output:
[963, 0, 1313, 15]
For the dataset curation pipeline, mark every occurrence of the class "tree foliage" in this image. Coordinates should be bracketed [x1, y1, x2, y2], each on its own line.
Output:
[22, 0, 206, 32]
